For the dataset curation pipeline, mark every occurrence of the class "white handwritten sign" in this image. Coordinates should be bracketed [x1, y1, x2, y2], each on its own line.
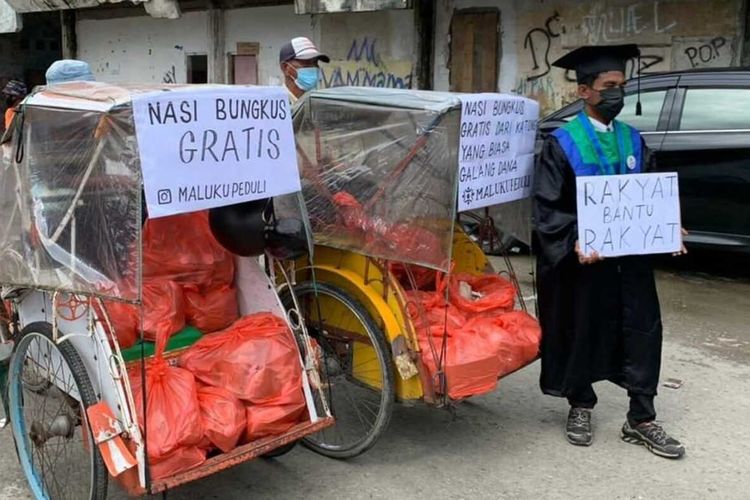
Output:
[132, 86, 300, 218]
[457, 93, 539, 212]
[576, 172, 682, 257]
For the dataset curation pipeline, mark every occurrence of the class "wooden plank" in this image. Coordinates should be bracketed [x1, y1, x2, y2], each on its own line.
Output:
[450, 9, 499, 93]
[236, 42, 259, 56]
[208, 4, 226, 84]
[148, 417, 335, 494]
[477, 11, 498, 92]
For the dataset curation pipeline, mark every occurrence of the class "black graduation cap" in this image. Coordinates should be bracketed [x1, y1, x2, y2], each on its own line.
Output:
[552, 44, 642, 115]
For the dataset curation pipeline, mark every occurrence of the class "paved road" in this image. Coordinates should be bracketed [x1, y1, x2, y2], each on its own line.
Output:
[2, 255, 748, 499]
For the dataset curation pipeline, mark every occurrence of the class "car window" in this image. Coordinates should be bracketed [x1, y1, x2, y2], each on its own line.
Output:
[556, 90, 666, 130]
[680, 88, 750, 131]
[618, 90, 666, 132]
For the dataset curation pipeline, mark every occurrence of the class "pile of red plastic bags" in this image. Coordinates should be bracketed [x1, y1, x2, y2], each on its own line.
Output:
[405, 269, 541, 401]
[106, 211, 239, 349]
[128, 313, 307, 479]
[114, 211, 306, 479]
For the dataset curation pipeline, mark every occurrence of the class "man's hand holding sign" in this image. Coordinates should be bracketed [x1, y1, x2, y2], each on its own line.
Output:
[575, 172, 686, 263]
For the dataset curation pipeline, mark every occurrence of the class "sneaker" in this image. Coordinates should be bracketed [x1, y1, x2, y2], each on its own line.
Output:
[621, 421, 685, 459]
[566, 407, 593, 446]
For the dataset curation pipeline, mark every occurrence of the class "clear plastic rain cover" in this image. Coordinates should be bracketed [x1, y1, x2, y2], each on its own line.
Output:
[0, 83, 143, 301]
[294, 89, 462, 271]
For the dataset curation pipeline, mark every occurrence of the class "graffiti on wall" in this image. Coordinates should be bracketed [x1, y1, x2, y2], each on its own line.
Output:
[523, 11, 563, 81]
[513, 74, 572, 113]
[162, 65, 176, 84]
[678, 36, 732, 69]
[579, 1, 677, 45]
[321, 37, 413, 89]
[512, 0, 738, 115]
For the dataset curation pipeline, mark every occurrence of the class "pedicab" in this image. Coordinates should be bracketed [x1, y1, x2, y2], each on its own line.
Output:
[284, 87, 542, 458]
[0, 81, 332, 499]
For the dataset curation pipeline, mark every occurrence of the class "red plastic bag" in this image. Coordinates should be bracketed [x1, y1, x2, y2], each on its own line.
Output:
[179, 313, 303, 404]
[129, 353, 203, 461]
[444, 331, 501, 400]
[438, 272, 516, 315]
[332, 192, 369, 233]
[384, 223, 443, 265]
[104, 300, 138, 349]
[481, 311, 541, 377]
[149, 446, 206, 480]
[416, 326, 500, 401]
[461, 311, 540, 378]
[142, 280, 185, 342]
[197, 385, 246, 453]
[390, 263, 436, 291]
[407, 290, 500, 400]
[103, 280, 184, 346]
[406, 291, 465, 337]
[184, 284, 239, 333]
[143, 211, 234, 288]
[245, 398, 307, 442]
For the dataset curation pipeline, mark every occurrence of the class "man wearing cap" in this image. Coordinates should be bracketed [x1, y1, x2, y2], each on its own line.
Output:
[279, 37, 329, 105]
[2, 80, 27, 130]
[533, 44, 686, 459]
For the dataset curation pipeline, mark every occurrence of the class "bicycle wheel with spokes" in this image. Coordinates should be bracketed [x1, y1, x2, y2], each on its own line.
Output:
[8, 322, 108, 500]
[286, 281, 394, 459]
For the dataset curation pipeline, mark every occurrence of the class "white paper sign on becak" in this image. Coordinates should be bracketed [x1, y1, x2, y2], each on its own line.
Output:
[576, 172, 682, 257]
[132, 86, 300, 218]
[457, 93, 539, 212]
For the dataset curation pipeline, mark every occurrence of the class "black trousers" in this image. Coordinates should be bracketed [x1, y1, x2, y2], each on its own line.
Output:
[567, 385, 656, 426]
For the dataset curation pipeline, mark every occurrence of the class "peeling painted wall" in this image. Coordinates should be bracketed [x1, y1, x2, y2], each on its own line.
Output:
[78, 6, 313, 85]
[77, 11, 209, 84]
[76, 4, 412, 89]
[434, 0, 745, 115]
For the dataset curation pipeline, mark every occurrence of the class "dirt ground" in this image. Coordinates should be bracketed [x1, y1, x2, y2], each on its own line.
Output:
[2, 253, 748, 500]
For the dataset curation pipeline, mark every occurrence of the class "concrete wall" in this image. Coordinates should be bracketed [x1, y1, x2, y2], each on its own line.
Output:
[434, 0, 746, 115]
[76, 3, 414, 88]
[78, 11, 209, 83]
[78, 5, 312, 85]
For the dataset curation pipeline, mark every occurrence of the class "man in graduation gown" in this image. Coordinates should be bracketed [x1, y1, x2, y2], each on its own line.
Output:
[533, 44, 685, 458]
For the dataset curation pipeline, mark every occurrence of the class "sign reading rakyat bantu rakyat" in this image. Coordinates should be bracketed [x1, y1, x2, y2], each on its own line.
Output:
[576, 172, 682, 258]
[132, 86, 300, 218]
[456, 93, 539, 212]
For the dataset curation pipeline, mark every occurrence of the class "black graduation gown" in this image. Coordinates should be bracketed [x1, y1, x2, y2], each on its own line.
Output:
[532, 135, 663, 398]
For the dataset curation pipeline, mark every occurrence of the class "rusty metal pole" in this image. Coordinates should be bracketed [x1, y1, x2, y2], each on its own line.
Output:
[60, 10, 77, 60]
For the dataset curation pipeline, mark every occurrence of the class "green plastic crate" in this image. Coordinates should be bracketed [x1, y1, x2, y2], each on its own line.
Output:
[120, 325, 203, 363]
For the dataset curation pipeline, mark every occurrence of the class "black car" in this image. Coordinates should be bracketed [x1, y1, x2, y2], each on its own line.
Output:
[539, 68, 750, 253]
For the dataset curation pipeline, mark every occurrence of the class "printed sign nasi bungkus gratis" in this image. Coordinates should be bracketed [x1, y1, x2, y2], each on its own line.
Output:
[576, 172, 682, 258]
[457, 94, 539, 212]
[132, 86, 300, 218]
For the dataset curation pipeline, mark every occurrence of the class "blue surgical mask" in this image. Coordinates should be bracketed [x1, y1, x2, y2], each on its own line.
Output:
[295, 67, 319, 92]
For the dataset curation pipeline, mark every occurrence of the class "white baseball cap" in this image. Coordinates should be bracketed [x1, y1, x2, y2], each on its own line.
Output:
[279, 37, 330, 63]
